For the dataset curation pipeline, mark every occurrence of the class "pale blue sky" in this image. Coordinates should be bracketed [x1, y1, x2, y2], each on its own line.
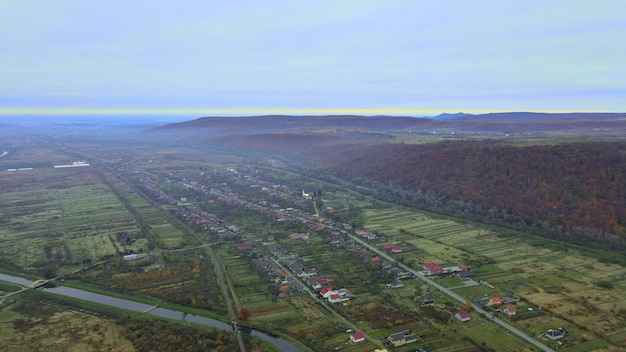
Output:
[1, 0, 624, 116]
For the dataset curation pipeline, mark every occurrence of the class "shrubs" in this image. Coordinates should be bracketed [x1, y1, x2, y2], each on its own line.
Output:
[593, 280, 614, 289]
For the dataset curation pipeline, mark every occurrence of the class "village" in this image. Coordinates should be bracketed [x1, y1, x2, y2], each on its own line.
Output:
[122, 160, 571, 351]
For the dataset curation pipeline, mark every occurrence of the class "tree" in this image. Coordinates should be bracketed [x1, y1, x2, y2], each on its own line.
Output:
[237, 307, 252, 320]
[296, 329, 307, 340]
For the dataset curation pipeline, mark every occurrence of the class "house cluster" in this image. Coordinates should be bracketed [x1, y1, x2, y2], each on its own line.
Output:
[422, 262, 474, 279]
[252, 256, 305, 299]
[477, 294, 520, 308]
[387, 330, 419, 347]
[133, 173, 177, 205]
[283, 259, 335, 290]
[355, 228, 379, 240]
[264, 243, 298, 260]
[319, 287, 354, 304]
[174, 205, 244, 242]
[386, 267, 412, 288]
[355, 228, 414, 254]
[381, 241, 406, 254]
[470, 294, 520, 315]
[281, 258, 354, 303]
[330, 232, 419, 290]
[288, 232, 310, 242]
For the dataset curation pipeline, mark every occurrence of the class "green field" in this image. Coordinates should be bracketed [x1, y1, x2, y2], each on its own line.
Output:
[0, 150, 186, 275]
[322, 189, 626, 351]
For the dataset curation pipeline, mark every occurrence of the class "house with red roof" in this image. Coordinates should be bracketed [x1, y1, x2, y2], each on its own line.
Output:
[349, 332, 366, 343]
[503, 305, 517, 316]
[237, 243, 252, 251]
[328, 293, 350, 303]
[364, 232, 377, 240]
[455, 310, 471, 322]
[319, 287, 336, 299]
[355, 229, 371, 236]
[488, 297, 503, 306]
[423, 263, 445, 275]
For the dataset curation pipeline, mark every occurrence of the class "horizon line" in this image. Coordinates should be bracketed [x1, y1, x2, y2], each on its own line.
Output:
[0, 107, 622, 117]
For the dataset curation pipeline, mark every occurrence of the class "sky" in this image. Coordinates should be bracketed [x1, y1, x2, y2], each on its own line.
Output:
[1, 0, 625, 117]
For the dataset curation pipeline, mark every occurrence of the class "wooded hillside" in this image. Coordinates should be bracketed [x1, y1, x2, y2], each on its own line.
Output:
[324, 141, 626, 249]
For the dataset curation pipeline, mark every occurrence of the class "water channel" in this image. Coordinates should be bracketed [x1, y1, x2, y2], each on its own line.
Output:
[0, 273, 300, 351]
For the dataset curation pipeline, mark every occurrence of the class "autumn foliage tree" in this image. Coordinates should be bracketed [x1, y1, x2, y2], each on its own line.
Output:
[325, 140, 626, 250]
[237, 307, 252, 320]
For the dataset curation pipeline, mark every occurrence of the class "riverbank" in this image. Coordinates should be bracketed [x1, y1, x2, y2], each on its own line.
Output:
[0, 273, 300, 351]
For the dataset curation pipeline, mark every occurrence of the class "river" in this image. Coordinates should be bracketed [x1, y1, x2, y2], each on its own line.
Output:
[0, 273, 300, 351]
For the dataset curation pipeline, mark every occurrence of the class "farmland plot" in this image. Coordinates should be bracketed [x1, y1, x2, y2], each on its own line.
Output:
[332, 192, 626, 350]
[0, 164, 150, 272]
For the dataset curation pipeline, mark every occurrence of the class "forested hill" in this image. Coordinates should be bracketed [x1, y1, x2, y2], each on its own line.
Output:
[158, 115, 433, 134]
[157, 112, 626, 135]
[323, 140, 626, 250]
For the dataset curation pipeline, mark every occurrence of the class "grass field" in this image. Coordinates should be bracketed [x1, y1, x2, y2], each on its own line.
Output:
[0, 294, 135, 352]
[322, 189, 626, 351]
[0, 148, 186, 274]
[0, 168, 142, 270]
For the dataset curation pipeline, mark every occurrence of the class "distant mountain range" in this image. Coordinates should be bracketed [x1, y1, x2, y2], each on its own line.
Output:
[158, 112, 626, 135]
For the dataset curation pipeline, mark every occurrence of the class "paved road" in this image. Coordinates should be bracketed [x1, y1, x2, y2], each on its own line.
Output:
[269, 257, 385, 350]
[347, 234, 554, 352]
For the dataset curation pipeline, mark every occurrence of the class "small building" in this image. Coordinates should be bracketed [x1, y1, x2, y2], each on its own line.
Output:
[388, 330, 419, 347]
[503, 305, 517, 316]
[328, 293, 350, 304]
[458, 270, 475, 279]
[123, 253, 147, 261]
[420, 292, 435, 307]
[488, 297, 502, 306]
[350, 332, 366, 343]
[543, 328, 569, 340]
[455, 310, 471, 322]
[319, 287, 335, 299]
[386, 279, 404, 288]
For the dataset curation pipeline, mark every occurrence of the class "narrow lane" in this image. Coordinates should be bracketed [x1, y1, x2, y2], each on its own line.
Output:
[347, 234, 555, 352]
[269, 257, 386, 350]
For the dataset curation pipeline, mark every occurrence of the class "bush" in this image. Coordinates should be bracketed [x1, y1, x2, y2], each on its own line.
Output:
[594, 280, 614, 289]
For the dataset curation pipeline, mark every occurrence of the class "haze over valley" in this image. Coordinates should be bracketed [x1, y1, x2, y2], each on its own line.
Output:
[2, 1, 626, 351]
